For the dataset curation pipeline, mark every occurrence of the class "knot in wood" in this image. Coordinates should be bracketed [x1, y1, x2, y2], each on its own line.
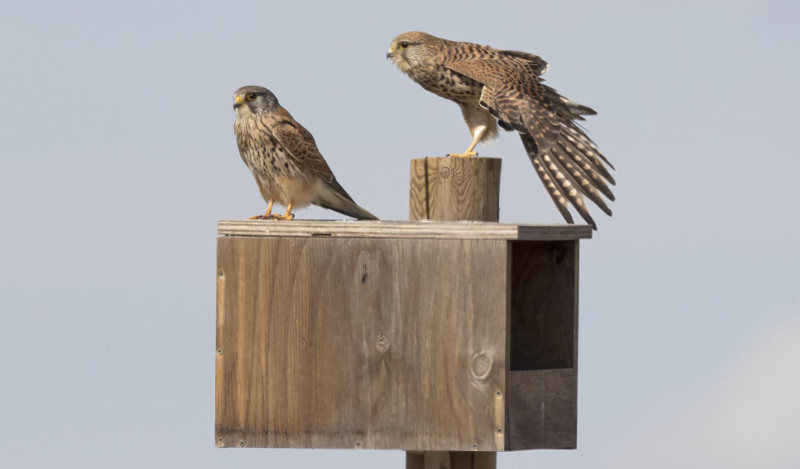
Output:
[376, 335, 390, 353]
[470, 352, 492, 380]
[438, 166, 451, 179]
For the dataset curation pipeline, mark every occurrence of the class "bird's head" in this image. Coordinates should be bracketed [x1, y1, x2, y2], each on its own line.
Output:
[387, 31, 444, 73]
[233, 86, 279, 117]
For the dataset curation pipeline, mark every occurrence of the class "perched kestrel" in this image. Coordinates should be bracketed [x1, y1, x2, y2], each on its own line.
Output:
[387, 32, 615, 229]
[233, 86, 377, 220]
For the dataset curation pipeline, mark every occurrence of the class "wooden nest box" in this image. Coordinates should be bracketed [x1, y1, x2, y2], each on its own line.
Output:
[215, 157, 592, 454]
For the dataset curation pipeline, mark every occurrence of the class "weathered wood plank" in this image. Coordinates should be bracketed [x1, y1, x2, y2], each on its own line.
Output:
[216, 153, 583, 456]
[217, 220, 592, 241]
[406, 451, 498, 469]
[451, 451, 498, 469]
[407, 156, 503, 467]
[506, 370, 577, 450]
[505, 240, 579, 450]
[409, 157, 501, 221]
[215, 236, 509, 451]
[509, 241, 577, 370]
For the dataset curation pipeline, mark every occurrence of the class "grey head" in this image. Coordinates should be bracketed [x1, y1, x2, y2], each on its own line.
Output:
[233, 85, 280, 114]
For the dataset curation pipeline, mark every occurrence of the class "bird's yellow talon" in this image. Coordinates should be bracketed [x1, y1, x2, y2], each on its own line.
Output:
[265, 213, 294, 221]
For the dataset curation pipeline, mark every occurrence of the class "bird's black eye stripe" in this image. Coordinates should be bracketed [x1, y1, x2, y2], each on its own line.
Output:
[400, 41, 409, 48]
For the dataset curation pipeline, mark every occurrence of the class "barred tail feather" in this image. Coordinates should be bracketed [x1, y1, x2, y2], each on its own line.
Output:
[563, 124, 616, 174]
[522, 134, 575, 225]
[556, 140, 615, 202]
[540, 151, 597, 229]
[522, 133, 600, 229]
[552, 143, 612, 216]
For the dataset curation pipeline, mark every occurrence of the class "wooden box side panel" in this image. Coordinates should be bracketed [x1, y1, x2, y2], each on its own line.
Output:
[507, 370, 577, 450]
[509, 241, 577, 371]
[215, 237, 508, 451]
[506, 240, 579, 450]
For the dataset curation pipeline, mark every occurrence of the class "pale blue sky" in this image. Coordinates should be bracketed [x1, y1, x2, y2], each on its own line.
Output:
[1, 1, 798, 467]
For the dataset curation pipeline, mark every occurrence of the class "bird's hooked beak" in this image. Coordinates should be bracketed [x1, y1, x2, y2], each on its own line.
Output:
[233, 95, 244, 110]
[386, 47, 395, 60]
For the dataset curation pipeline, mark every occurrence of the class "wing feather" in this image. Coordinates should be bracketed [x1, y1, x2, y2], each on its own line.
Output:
[268, 107, 336, 185]
[268, 107, 362, 204]
[441, 43, 614, 227]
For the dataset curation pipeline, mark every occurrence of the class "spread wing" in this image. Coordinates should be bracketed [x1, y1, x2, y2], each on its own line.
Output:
[443, 47, 615, 229]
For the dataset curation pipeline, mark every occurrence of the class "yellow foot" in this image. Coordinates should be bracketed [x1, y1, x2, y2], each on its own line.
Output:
[250, 199, 276, 220]
[447, 151, 478, 158]
[249, 214, 295, 220]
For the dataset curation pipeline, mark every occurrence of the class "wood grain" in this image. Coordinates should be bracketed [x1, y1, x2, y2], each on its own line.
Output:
[509, 241, 577, 370]
[218, 220, 592, 241]
[408, 156, 502, 466]
[216, 154, 585, 456]
[215, 236, 508, 451]
[406, 451, 498, 469]
[409, 157, 501, 221]
[507, 370, 577, 450]
[506, 241, 579, 450]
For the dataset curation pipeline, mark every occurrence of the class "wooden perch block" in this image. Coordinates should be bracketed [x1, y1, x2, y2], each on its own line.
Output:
[215, 221, 588, 452]
[410, 157, 501, 221]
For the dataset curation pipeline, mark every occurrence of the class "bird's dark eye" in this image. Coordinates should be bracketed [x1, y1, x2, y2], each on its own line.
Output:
[246, 93, 257, 101]
[400, 42, 409, 49]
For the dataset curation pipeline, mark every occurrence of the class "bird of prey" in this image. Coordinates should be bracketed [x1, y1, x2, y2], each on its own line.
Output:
[387, 32, 615, 229]
[233, 86, 377, 221]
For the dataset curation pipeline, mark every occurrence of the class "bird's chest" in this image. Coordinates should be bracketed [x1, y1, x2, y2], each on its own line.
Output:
[411, 66, 482, 104]
[235, 121, 302, 181]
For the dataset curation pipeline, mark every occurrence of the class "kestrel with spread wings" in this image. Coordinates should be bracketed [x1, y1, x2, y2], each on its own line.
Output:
[387, 32, 615, 229]
[233, 86, 377, 221]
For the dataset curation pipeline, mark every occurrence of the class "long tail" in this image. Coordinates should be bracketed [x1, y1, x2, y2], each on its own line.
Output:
[521, 129, 614, 230]
[318, 180, 379, 220]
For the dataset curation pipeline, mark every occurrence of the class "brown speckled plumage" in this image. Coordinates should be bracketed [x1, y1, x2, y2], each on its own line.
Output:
[387, 32, 615, 229]
[233, 86, 376, 220]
